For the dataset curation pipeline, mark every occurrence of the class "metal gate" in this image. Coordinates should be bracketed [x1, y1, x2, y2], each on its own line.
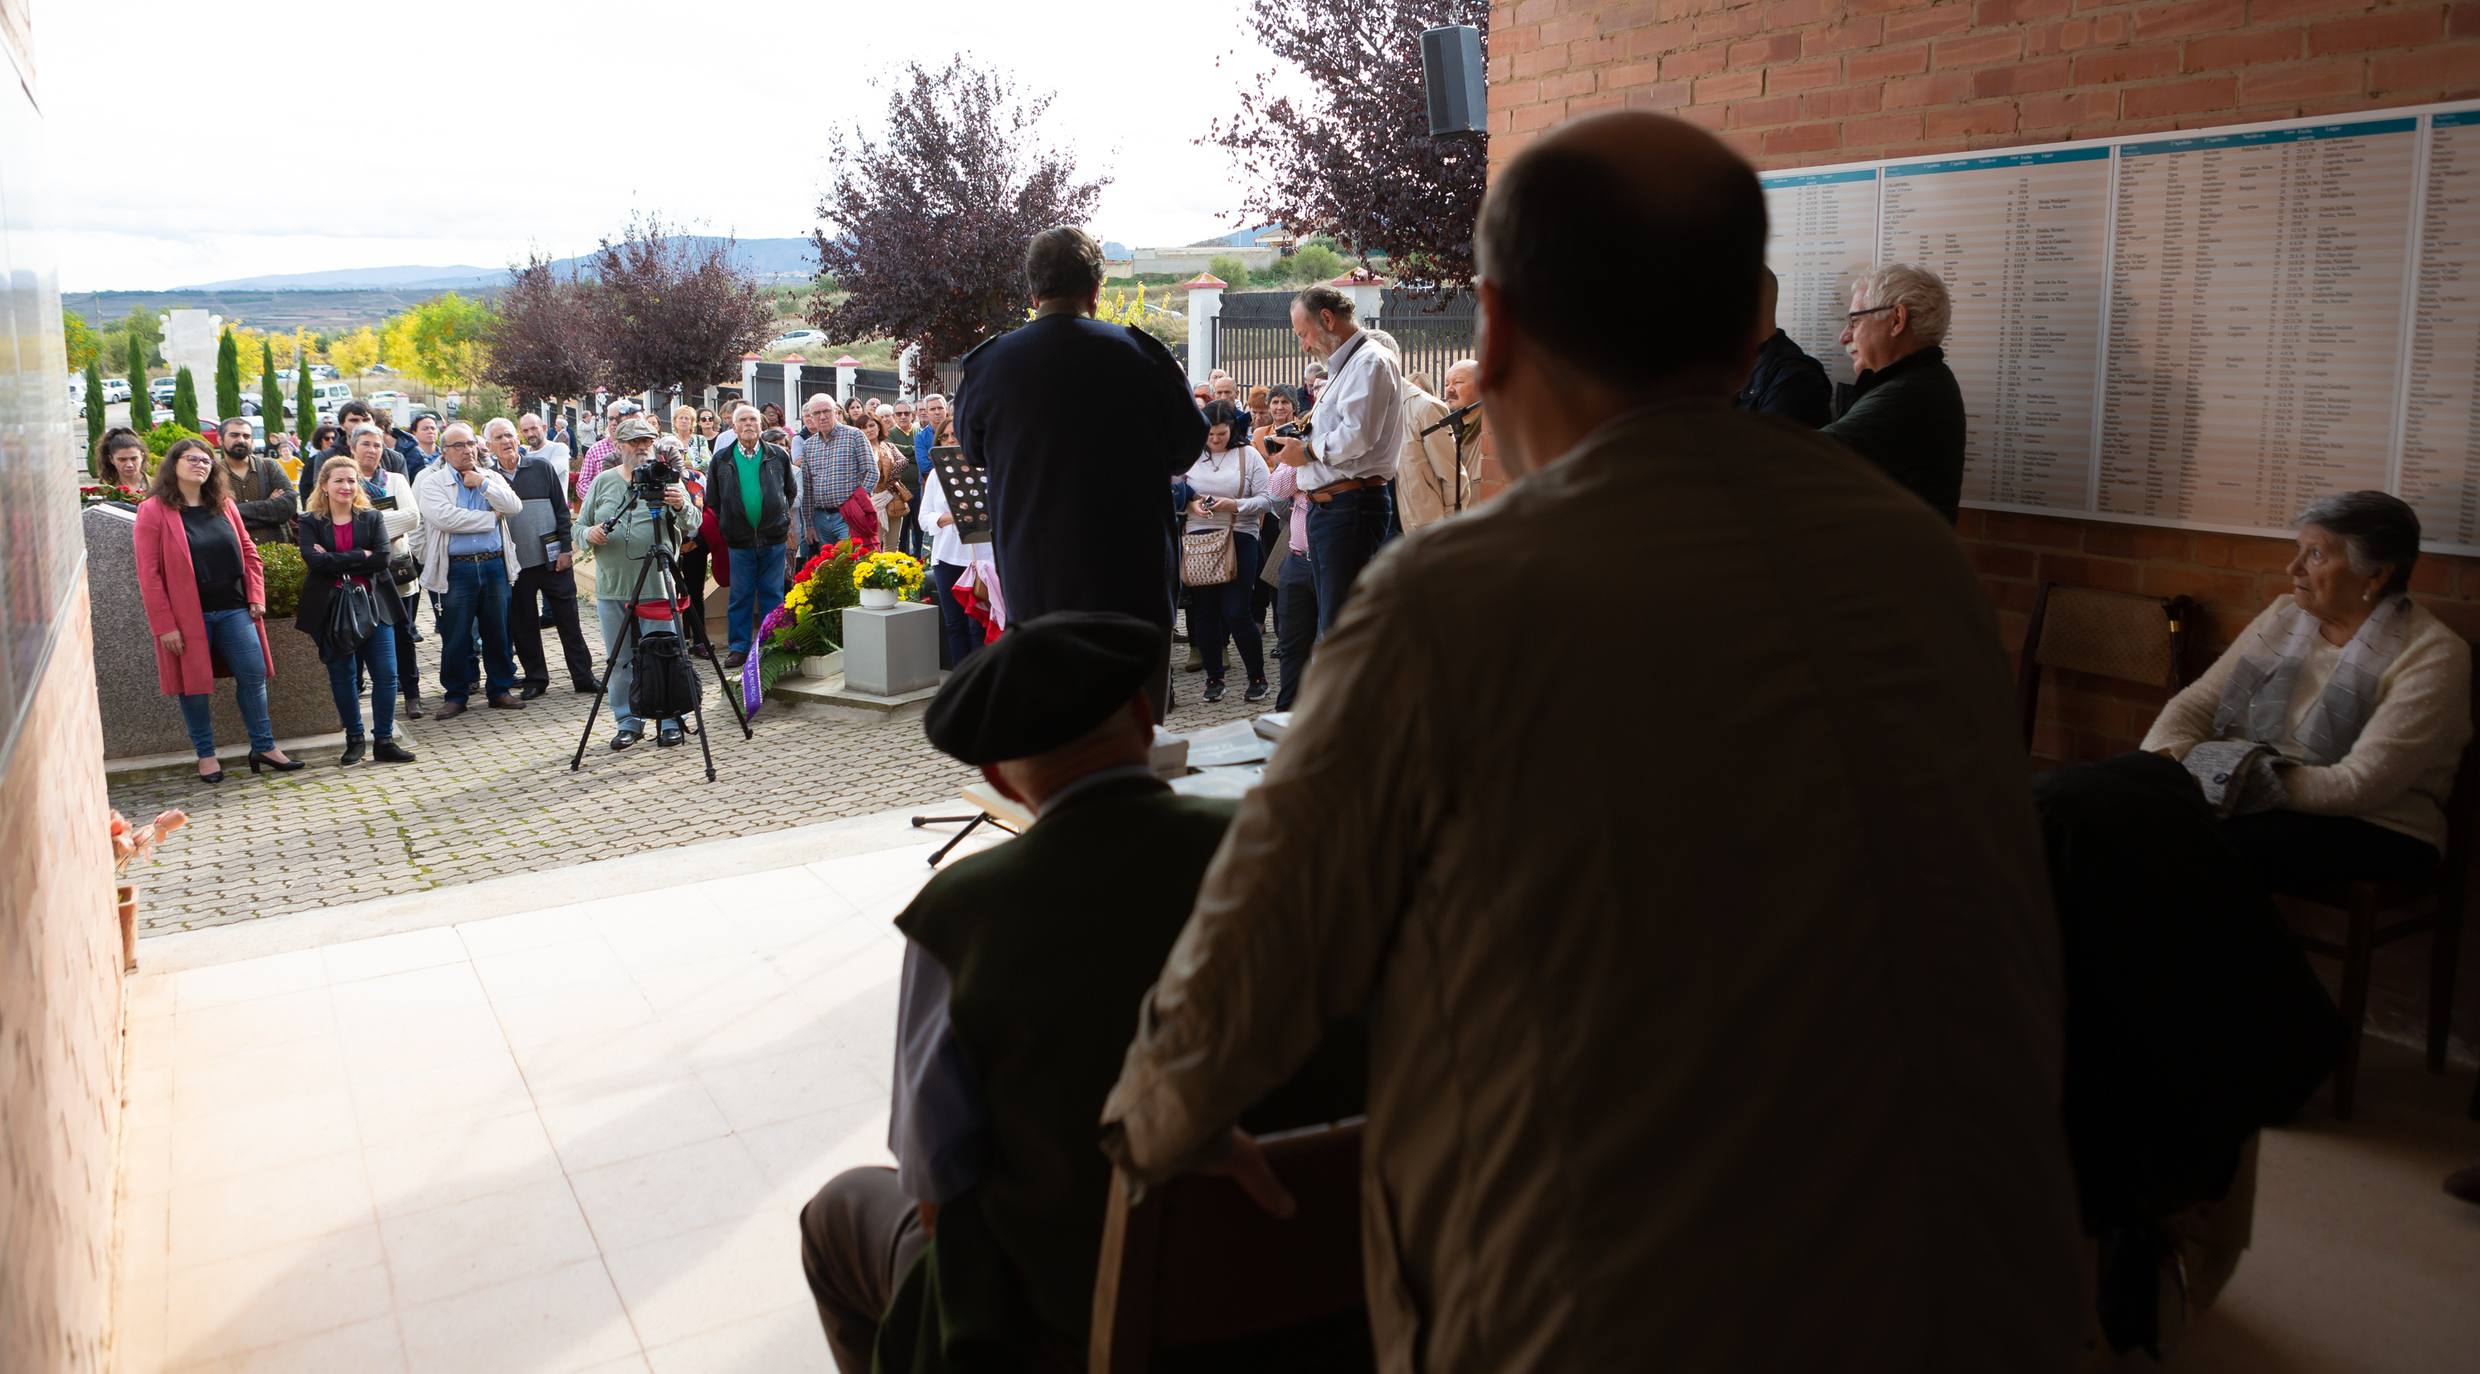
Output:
[1379, 289, 1476, 390]
[1212, 292, 1305, 393]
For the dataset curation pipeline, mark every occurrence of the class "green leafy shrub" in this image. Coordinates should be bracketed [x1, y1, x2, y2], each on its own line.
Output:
[143, 423, 200, 456]
[256, 541, 306, 617]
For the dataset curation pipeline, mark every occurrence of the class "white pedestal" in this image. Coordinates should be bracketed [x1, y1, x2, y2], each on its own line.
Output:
[842, 603, 940, 697]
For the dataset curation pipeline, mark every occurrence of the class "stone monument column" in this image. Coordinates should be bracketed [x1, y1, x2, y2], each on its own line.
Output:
[158, 309, 222, 420]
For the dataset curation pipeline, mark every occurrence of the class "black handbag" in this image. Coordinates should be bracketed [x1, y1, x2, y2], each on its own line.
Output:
[631, 628, 700, 720]
[321, 579, 378, 663]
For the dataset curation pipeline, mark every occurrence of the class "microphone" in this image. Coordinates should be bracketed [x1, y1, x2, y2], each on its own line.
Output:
[1420, 399, 1482, 437]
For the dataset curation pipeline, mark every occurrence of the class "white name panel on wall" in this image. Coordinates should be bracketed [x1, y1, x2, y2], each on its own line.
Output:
[1761, 101, 2480, 554]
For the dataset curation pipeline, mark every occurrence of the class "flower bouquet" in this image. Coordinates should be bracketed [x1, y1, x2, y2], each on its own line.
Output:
[80, 483, 145, 508]
[746, 539, 867, 711]
[852, 551, 926, 607]
[109, 806, 187, 972]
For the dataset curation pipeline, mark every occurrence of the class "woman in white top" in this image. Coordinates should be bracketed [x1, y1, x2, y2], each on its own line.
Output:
[916, 463, 984, 669]
[349, 424, 428, 718]
[1182, 400, 1279, 703]
[2143, 490, 2472, 888]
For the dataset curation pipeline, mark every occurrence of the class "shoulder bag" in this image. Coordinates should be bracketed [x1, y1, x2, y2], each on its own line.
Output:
[321, 576, 378, 664]
[1180, 520, 1236, 587]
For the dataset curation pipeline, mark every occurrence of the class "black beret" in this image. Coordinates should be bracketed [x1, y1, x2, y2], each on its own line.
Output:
[923, 611, 1161, 765]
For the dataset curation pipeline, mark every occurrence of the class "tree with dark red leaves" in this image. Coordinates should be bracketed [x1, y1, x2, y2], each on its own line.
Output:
[813, 59, 1109, 366]
[584, 219, 774, 395]
[1206, 1, 1490, 290]
[487, 252, 608, 405]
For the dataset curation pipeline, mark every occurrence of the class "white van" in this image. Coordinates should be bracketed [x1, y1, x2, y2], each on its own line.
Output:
[311, 381, 354, 414]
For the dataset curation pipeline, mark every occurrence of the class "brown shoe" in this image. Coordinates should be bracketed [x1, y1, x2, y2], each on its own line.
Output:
[487, 694, 527, 710]
[433, 700, 468, 720]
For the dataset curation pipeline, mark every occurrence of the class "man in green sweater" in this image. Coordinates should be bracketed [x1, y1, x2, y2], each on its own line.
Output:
[798, 611, 1362, 1373]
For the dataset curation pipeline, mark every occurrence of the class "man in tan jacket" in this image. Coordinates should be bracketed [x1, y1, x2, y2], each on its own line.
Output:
[1100, 112, 2085, 1373]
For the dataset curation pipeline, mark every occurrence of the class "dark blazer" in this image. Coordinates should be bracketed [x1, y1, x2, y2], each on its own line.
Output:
[708, 440, 797, 548]
[1822, 344, 1968, 524]
[957, 313, 1206, 630]
[1736, 328, 1834, 429]
[296, 508, 407, 651]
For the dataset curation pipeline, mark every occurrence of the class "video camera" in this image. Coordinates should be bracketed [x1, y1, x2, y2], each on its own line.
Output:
[632, 449, 683, 501]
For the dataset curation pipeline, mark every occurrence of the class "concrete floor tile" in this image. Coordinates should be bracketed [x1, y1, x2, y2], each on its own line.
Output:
[321, 925, 470, 984]
[507, 1021, 686, 1101]
[172, 1091, 361, 1186]
[567, 1136, 773, 1254]
[365, 1109, 567, 1218]
[171, 1035, 353, 1123]
[353, 1049, 535, 1137]
[602, 1216, 816, 1349]
[533, 1076, 732, 1173]
[735, 1100, 894, 1194]
[456, 905, 604, 959]
[474, 937, 635, 1004]
[492, 981, 663, 1050]
[397, 1257, 640, 1374]
[171, 949, 329, 1012]
[166, 987, 336, 1068]
[378, 1175, 601, 1307]
[642, 1304, 829, 1374]
[163, 1224, 392, 1365]
[693, 1043, 885, 1135]
[168, 1150, 374, 1271]
[170, 1315, 406, 1374]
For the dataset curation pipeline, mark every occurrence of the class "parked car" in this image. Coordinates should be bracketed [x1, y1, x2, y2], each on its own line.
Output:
[766, 328, 827, 351]
[102, 377, 131, 403]
[309, 364, 339, 380]
[67, 379, 86, 417]
[149, 376, 179, 404]
[366, 390, 415, 417]
[310, 380, 354, 415]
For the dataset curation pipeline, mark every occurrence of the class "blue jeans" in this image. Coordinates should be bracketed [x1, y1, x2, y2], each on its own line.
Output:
[597, 599, 686, 734]
[930, 561, 981, 669]
[725, 544, 787, 655]
[438, 555, 517, 703]
[176, 607, 276, 757]
[803, 508, 849, 560]
[324, 615, 399, 740]
[1305, 486, 1393, 638]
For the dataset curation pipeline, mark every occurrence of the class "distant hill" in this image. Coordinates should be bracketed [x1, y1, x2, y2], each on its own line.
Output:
[174, 236, 825, 292]
[66, 288, 485, 333]
[1186, 225, 1282, 249]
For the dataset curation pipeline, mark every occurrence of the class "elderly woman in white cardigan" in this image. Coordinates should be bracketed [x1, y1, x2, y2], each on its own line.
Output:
[2143, 490, 2472, 888]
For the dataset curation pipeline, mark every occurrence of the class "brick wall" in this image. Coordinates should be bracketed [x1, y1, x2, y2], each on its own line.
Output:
[1488, 0, 2480, 1052]
[0, 575, 124, 1374]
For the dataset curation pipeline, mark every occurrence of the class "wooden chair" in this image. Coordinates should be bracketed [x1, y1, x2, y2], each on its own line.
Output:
[1090, 1119, 1369, 1373]
[2017, 583, 2198, 756]
[2271, 688, 2479, 1119]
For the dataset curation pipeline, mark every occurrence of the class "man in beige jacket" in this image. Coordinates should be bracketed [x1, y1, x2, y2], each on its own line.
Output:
[1100, 112, 2085, 1373]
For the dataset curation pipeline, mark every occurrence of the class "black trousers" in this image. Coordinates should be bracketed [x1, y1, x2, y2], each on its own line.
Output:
[1188, 532, 1266, 686]
[677, 542, 713, 649]
[509, 562, 596, 690]
[800, 1166, 927, 1374]
[393, 590, 422, 701]
[2220, 810, 2439, 889]
[1275, 547, 1317, 710]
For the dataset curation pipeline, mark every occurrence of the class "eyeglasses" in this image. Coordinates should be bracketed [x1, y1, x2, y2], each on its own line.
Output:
[442, 440, 477, 451]
[1845, 305, 1897, 322]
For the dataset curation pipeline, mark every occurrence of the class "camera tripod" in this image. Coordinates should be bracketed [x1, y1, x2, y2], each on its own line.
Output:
[568, 486, 752, 781]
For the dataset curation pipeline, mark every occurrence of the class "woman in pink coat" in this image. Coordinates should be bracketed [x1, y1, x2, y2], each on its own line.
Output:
[133, 438, 301, 783]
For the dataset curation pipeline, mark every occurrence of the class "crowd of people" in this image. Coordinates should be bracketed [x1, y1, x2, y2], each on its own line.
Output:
[110, 104, 2476, 1374]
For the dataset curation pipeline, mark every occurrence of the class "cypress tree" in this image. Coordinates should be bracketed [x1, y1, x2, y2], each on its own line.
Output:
[124, 334, 145, 419]
[258, 340, 284, 438]
[214, 325, 242, 419]
[83, 358, 105, 463]
[171, 366, 199, 434]
[294, 357, 316, 442]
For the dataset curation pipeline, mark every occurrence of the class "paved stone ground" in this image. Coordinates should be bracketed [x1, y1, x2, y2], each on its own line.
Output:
[109, 604, 1271, 935]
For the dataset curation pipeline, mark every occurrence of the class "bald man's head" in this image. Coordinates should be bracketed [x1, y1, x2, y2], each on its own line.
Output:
[1476, 112, 1766, 393]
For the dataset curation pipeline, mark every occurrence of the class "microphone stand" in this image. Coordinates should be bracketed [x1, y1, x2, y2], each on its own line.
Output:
[1422, 400, 1482, 514]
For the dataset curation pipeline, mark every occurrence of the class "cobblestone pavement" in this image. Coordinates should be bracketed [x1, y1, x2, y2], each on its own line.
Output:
[109, 604, 1271, 935]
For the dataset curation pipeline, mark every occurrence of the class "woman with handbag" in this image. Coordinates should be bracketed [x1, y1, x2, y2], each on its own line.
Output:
[1180, 400, 1277, 703]
[298, 456, 416, 765]
[135, 438, 299, 782]
[349, 424, 428, 719]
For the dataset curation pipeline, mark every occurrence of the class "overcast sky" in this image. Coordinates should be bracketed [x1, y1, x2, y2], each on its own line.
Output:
[38, 0, 1284, 291]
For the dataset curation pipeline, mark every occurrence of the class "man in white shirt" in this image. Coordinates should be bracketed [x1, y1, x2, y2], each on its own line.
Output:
[517, 411, 573, 493]
[1260, 284, 1404, 636]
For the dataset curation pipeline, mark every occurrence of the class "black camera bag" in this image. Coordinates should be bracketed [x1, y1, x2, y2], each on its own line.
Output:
[630, 628, 700, 720]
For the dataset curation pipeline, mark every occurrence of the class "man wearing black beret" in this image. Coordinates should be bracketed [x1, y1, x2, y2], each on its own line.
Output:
[796, 611, 1362, 1373]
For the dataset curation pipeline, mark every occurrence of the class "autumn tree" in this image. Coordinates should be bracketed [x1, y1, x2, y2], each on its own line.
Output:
[214, 325, 242, 419]
[328, 326, 380, 379]
[397, 293, 495, 392]
[813, 59, 1108, 364]
[486, 253, 606, 407]
[586, 218, 771, 394]
[1204, 1, 1489, 289]
[62, 308, 101, 372]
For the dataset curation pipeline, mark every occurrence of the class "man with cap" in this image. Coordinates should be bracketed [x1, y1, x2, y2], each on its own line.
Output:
[796, 611, 1362, 1374]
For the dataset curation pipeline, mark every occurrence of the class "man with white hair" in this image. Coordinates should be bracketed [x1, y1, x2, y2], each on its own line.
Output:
[1260, 284, 1403, 638]
[796, 393, 877, 558]
[910, 393, 949, 479]
[573, 396, 641, 505]
[1442, 358, 1503, 505]
[1824, 262, 1966, 524]
[413, 420, 527, 717]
